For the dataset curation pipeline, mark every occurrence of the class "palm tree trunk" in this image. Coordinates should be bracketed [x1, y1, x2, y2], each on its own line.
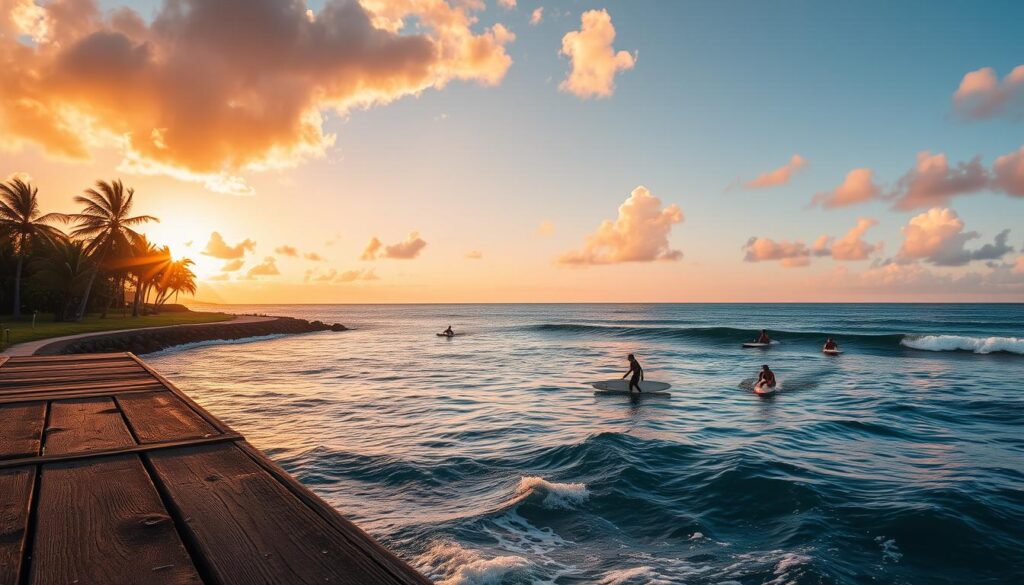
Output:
[74, 247, 109, 321]
[12, 254, 23, 318]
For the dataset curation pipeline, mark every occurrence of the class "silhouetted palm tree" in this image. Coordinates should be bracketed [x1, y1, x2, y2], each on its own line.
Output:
[67, 180, 157, 320]
[31, 238, 94, 321]
[154, 258, 197, 307]
[0, 178, 66, 317]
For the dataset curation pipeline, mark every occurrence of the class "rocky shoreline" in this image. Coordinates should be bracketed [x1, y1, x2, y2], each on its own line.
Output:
[34, 316, 347, 355]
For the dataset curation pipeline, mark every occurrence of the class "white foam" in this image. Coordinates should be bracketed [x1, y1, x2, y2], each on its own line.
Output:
[597, 566, 671, 585]
[875, 536, 903, 563]
[689, 532, 705, 541]
[415, 540, 530, 585]
[142, 334, 287, 356]
[512, 476, 590, 510]
[766, 552, 811, 585]
[900, 335, 1024, 355]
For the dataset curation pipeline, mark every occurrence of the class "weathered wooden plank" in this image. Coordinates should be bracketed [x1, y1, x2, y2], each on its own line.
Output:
[0, 466, 34, 585]
[0, 366, 147, 380]
[0, 402, 46, 459]
[0, 360, 141, 374]
[0, 378, 164, 395]
[6, 352, 131, 364]
[30, 455, 202, 585]
[0, 356, 8, 369]
[116, 392, 217, 444]
[44, 398, 136, 456]
[0, 373, 154, 387]
[128, 354, 232, 434]
[149, 443, 425, 585]
[0, 384, 167, 406]
[0, 434, 241, 470]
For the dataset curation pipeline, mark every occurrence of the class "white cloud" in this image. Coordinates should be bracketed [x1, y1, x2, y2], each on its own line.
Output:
[890, 151, 989, 210]
[559, 186, 683, 265]
[811, 168, 880, 208]
[897, 208, 1014, 266]
[744, 155, 807, 189]
[559, 9, 635, 99]
[952, 65, 1024, 120]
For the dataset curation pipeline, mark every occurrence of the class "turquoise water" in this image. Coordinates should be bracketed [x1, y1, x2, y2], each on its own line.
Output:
[149, 304, 1024, 584]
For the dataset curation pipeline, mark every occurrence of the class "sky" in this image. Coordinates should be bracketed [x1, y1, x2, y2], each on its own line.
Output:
[2, 0, 1023, 303]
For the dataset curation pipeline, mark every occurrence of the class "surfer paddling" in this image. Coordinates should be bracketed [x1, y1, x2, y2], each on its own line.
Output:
[443, 325, 454, 336]
[756, 329, 771, 344]
[823, 337, 838, 351]
[622, 354, 644, 393]
[755, 364, 776, 391]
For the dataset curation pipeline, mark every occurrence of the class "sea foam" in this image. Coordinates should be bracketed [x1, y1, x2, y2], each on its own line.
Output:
[416, 541, 530, 585]
[514, 476, 590, 510]
[900, 335, 1024, 355]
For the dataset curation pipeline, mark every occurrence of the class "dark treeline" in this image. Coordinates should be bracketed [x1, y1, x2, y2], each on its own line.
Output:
[0, 177, 196, 321]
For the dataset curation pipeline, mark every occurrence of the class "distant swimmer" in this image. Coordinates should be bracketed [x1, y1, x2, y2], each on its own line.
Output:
[756, 329, 771, 344]
[622, 354, 644, 393]
[443, 325, 454, 336]
[823, 337, 838, 351]
[755, 364, 776, 391]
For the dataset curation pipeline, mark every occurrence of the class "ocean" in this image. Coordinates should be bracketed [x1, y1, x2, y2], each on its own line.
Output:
[147, 303, 1024, 585]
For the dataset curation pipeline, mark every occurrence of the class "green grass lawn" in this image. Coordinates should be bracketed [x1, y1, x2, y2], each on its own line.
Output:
[0, 311, 234, 349]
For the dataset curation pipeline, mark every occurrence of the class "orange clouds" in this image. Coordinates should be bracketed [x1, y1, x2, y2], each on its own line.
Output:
[0, 0, 514, 192]
[559, 9, 635, 99]
[744, 155, 806, 189]
[891, 152, 989, 210]
[744, 218, 881, 267]
[275, 245, 299, 257]
[530, 7, 543, 26]
[992, 146, 1024, 197]
[559, 186, 683, 265]
[202, 232, 255, 259]
[811, 168, 880, 208]
[361, 232, 427, 259]
[897, 208, 1014, 266]
[952, 65, 1024, 120]
[246, 256, 280, 278]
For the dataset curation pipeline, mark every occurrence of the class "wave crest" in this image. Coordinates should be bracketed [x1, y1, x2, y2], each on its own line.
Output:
[901, 335, 1024, 355]
[512, 476, 590, 510]
[415, 541, 530, 585]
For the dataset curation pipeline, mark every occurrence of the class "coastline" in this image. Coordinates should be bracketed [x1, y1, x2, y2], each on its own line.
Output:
[3, 313, 347, 356]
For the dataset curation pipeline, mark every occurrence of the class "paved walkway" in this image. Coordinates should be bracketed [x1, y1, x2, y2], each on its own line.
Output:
[0, 315, 275, 357]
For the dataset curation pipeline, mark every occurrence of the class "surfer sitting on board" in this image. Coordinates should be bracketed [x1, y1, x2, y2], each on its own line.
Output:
[755, 364, 776, 390]
[622, 354, 644, 393]
[443, 325, 454, 336]
[823, 337, 838, 351]
[756, 329, 771, 344]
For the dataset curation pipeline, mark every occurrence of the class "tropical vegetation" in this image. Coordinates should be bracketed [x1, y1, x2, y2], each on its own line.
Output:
[0, 177, 198, 323]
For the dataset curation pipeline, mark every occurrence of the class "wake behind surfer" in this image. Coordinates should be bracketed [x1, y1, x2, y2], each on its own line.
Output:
[755, 364, 776, 391]
[622, 354, 644, 393]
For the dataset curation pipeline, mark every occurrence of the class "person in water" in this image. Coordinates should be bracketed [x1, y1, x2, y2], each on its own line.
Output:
[823, 337, 838, 351]
[756, 364, 776, 390]
[622, 354, 644, 393]
[443, 325, 454, 336]
[756, 329, 771, 344]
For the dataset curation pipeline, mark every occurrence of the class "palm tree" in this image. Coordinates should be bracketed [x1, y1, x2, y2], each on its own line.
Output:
[154, 258, 197, 307]
[67, 180, 157, 320]
[31, 238, 94, 321]
[0, 179, 66, 318]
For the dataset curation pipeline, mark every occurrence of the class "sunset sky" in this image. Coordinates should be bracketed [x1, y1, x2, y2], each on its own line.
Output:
[3, 0, 1023, 302]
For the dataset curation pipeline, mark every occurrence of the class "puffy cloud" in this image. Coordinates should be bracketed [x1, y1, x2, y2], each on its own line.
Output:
[202, 232, 255, 259]
[497, 0, 516, 9]
[361, 232, 427, 259]
[992, 146, 1024, 196]
[465, 250, 483, 259]
[536, 220, 555, 236]
[559, 186, 683, 265]
[744, 155, 807, 189]
[897, 208, 1014, 266]
[220, 259, 244, 272]
[829, 218, 882, 261]
[530, 7, 543, 25]
[0, 0, 514, 191]
[813, 262, 1024, 297]
[890, 151, 990, 210]
[246, 256, 280, 278]
[745, 218, 881, 266]
[311, 268, 378, 282]
[304, 251, 325, 261]
[952, 65, 1024, 121]
[559, 9, 635, 99]
[811, 168, 881, 208]
[742, 238, 810, 268]
[274, 245, 298, 257]
[360, 237, 383, 260]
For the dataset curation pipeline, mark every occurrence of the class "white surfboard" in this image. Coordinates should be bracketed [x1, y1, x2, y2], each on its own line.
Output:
[590, 379, 671, 397]
[822, 348, 842, 355]
[742, 342, 770, 348]
[754, 383, 778, 396]
[437, 332, 456, 337]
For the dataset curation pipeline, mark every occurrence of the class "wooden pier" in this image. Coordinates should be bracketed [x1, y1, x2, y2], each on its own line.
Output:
[0, 353, 431, 585]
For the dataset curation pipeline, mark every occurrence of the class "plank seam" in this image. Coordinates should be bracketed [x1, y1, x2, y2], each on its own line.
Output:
[0, 434, 242, 469]
[15, 465, 40, 585]
[0, 387, 168, 405]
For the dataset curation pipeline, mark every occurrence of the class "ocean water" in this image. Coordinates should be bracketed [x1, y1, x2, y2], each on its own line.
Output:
[148, 303, 1024, 585]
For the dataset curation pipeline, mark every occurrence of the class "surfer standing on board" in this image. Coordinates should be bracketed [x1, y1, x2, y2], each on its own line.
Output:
[622, 354, 644, 393]
[755, 364, 776, 390]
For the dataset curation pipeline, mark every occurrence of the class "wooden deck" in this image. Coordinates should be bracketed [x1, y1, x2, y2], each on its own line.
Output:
[0, 353, 431, 585]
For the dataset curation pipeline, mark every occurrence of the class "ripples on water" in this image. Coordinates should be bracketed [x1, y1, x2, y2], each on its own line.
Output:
[148, 304, 1024, 584]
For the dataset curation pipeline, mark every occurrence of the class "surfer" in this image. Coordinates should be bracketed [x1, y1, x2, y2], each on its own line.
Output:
[823, 337, 838, 351]
[755, 364, 776, 391]
[443, 325, 454, 336]
[756, 329, 771, 344]
[622, 354, 644, 393]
